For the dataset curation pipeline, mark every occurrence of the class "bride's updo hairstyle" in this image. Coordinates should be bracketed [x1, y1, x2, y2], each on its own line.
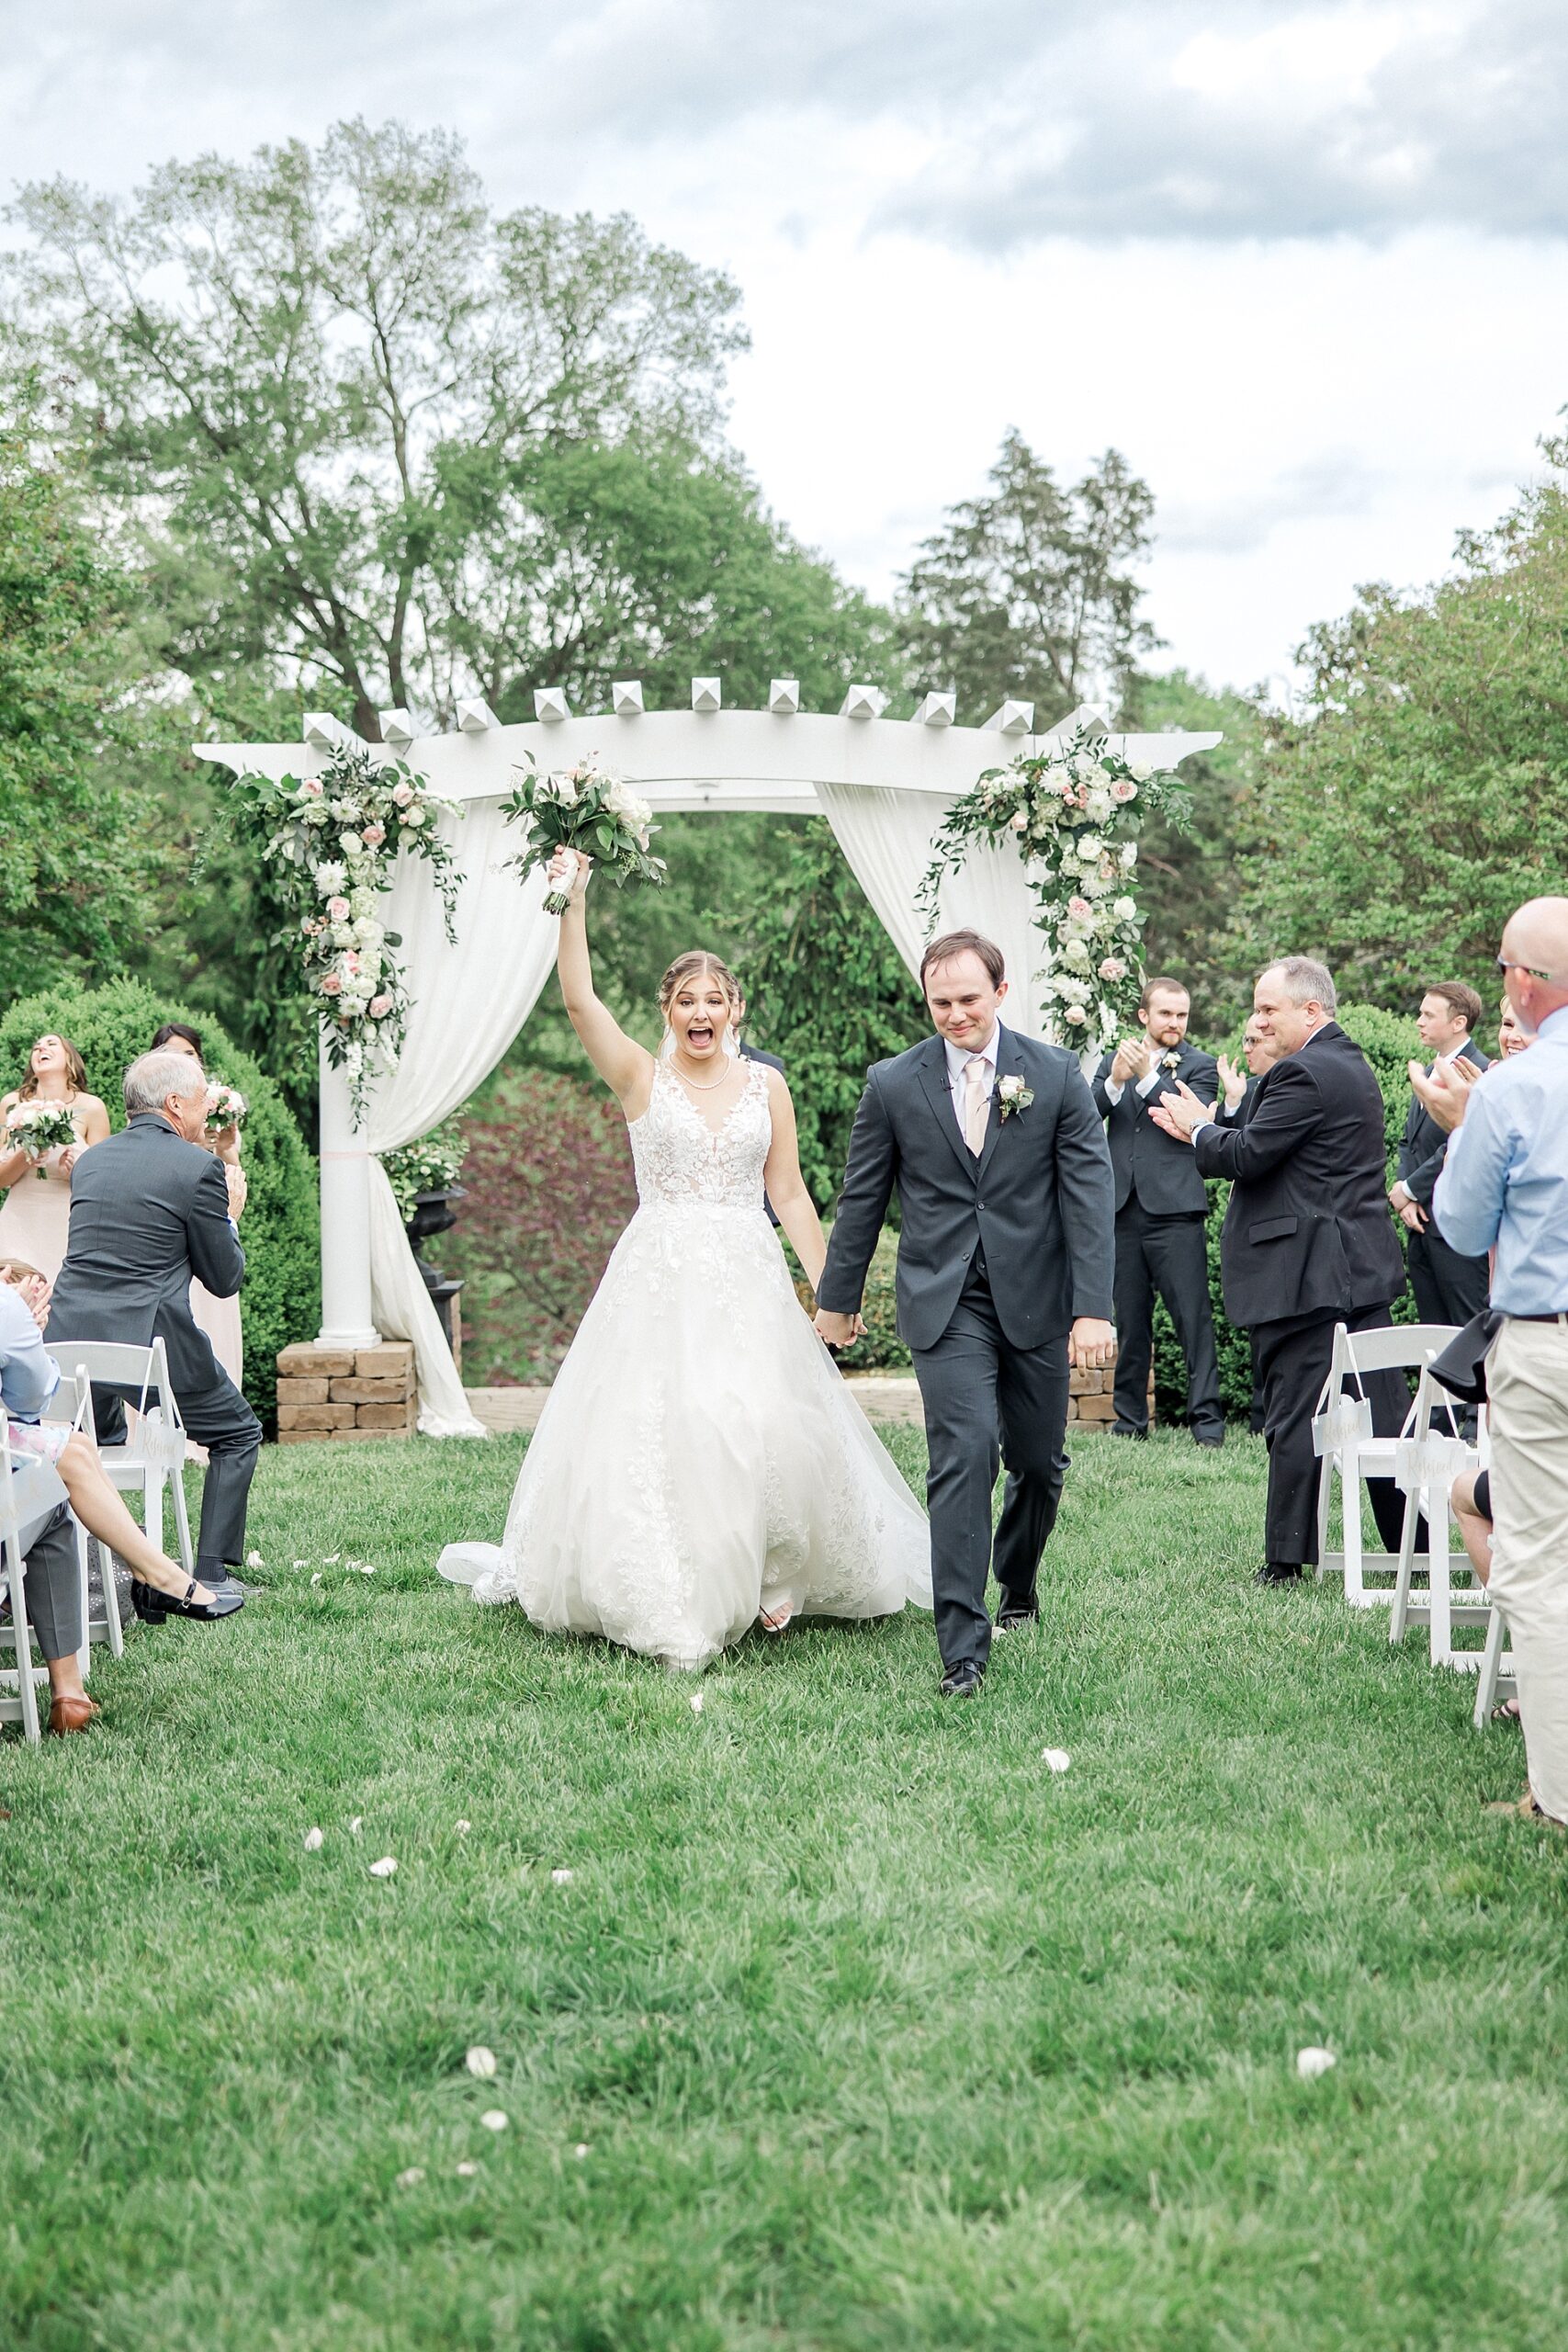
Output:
[658, 951, 743, 1027]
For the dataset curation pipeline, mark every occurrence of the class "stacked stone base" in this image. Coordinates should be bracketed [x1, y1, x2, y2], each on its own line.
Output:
[276, 1340, 417, 1443]
[1067, 1365, 1155, 1425]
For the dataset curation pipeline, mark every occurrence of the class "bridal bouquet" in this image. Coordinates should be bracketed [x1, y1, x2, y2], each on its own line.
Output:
[502, 754, 666, 914]
[5, 1099, 77, 1160]
[204, 1081, 248, 1136]
[918, 726, 1190, 1049]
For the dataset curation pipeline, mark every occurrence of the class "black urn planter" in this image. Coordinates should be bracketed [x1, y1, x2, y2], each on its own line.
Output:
[404, 1184, 467, 1351]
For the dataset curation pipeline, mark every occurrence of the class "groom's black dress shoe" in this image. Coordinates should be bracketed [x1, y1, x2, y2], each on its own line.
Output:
[940, 1662, 986, 1699]
[994, 1605, 1038, 1634]
[1254, 1561, 1303, 1588]
[1108, 1422, 1149, 1441]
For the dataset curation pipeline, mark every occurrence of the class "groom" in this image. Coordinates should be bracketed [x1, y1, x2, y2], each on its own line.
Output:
[815, 931, 1116, 1697]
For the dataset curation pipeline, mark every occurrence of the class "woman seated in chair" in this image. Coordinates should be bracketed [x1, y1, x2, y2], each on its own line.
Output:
[3, 1261, 243, 1631]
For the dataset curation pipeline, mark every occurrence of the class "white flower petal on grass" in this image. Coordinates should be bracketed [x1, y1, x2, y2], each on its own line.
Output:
[303, 1826, 324, 1851]
[368, 1856, 398, 1879]
[323, 1553, 341, 1565]
[395, 2166, 424, 2188]
[550, 1867, 573, 1885]
[1042, 1748, 1072, 1774]
[479, 2109, 509, 2132]
[293, 1559, 309, 1571]
[310, 1572, 322, 1587]
[572, 2143, 590, 2160]
[456, 2161, 479, 2177]
[466, 2046, 497, 2079]
[690, 1691, 705, 1714]
[246, 1551, 264, 1569]
[455, 1819, 471, 1835]
[349, 1816, 363, 1836]
[1296, 2046, 1337, 2081]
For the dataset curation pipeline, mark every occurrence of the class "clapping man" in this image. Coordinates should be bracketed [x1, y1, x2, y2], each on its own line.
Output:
[1391, 981, 1490, 1328]
[1150, 958, 1409, 1585]
[1091, 977, 1225, 1446]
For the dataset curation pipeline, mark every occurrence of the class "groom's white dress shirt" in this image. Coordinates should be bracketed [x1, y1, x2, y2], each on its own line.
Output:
[943, 1023, 1000, 1154]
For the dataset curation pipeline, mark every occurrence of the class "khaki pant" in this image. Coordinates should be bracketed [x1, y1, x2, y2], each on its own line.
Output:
[1486, 1319, 1568, 1821]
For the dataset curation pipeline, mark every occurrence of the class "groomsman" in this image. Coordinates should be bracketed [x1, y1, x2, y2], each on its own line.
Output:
[1151, 957, 1409, 1584]
[1390, 981, 1490, 1327]
[1091, 977, 1224, 1446]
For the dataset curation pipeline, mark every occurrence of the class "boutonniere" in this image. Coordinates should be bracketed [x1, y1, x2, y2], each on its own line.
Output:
[997, 1074, 1034, 1120]
[1160, 1052, 1181, 1074]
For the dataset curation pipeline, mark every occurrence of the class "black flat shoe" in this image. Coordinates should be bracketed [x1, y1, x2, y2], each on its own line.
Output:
[994, 1606, 1038, 1634]
[130, 1577, 244, 1624]
[940, 1662, 986, 1699]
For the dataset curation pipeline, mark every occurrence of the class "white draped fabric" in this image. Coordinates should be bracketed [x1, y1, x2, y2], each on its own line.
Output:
[814, 785, 1049, 1040]
[364, 797, 559, 1435]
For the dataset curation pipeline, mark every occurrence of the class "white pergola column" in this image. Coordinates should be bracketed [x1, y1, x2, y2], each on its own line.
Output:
[316, 1036, 380, 1348]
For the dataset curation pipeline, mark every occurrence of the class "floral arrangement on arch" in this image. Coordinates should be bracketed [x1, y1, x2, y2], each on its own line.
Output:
[236, 747, 461, 1118]
[918, 726, 1191, 1050]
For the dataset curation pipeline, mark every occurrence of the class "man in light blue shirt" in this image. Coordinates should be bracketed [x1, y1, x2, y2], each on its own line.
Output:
[1427, 897, 1568, 1823]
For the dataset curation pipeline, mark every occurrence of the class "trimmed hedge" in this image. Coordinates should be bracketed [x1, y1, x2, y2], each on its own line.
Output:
[1153, 1002, 1422, 1423]
[0, 977, 319, 1427]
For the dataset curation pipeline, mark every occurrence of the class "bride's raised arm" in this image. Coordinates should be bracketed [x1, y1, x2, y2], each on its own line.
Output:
[547, 850, 653, 1109]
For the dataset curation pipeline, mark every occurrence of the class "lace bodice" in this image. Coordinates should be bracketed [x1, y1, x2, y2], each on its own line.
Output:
[628, 1057, 772, 1210]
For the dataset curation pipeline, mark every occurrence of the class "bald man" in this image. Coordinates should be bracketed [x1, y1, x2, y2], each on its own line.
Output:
[1427, 898, 1568, 1826]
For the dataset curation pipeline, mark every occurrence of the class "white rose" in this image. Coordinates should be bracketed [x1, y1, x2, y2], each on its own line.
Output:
[1063, 938, 1090, 968]
[402, 806, 427, 827]
[1112, 896, 1137, 922]
[1131, 762, 1155, 783]
[547, 771, 579, 807]
[1077, 834, 1102, 859]
[1121, 842, 1138, 870]
[338, 831, 361, 858]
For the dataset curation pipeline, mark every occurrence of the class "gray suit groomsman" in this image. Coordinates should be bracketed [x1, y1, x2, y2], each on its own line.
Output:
[816, 931, 1116, 1697]
[46, 1051, 261, 1598]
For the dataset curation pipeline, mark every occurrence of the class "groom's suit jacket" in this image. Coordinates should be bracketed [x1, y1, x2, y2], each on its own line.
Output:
[818, 1026, 1115, 1353]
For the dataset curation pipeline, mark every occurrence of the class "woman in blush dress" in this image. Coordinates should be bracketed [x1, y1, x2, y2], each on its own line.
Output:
[439, 847, 931, 1672]
[152, 1023, 247, 1388]
[0, 1035, 110, 1282]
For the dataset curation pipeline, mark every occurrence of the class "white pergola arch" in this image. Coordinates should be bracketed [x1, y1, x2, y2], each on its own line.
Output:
[197, 686, 1219, 1430]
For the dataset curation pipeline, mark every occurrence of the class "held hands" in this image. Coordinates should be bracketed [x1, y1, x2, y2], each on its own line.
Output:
[813, 1309, 867, 1351]
[1111, 1037, 1153, 1087]
[547, 846, 592, 907]
[1147, 1080, 1214, 1144]
[1067, 1317, 1116, 1371]
[1408, 1054, 1480, 1133]
[1215, 1054, 1247, 1113]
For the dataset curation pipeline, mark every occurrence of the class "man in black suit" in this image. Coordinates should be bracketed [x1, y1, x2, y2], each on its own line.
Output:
[1390, 980, 1490, 1327]
[1151, 957, 1409, 1585]
[1215, 1015, 1276, 1433]
[1091, 976, 1224, 1445]
[46, 1050, 261, 1602]
[815, 930, 1115, 1695]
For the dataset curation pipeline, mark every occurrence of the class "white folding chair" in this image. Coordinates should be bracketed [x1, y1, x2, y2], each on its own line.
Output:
[1313, 1321, 1459, 1607]
[41, 1366, 122, 1668]
[0, 1420, 73, 1745]
[58, 1340, 196, 1583]
[1387, 1368, 1491, 1670]
[1473, 1597, 1516, 1729]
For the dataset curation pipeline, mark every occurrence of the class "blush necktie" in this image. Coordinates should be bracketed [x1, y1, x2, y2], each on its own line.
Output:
[964, 1057, 990, 1156]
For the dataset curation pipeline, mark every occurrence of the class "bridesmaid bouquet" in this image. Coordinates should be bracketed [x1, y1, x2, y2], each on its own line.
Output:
[6, 1100, 77, 1162]
[204, 1081, 248, 1136]
[502, 754, 666, 914]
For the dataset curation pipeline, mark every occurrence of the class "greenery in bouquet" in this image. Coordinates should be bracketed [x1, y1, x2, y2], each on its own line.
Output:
[231, 747, 461, 1119]
[5, 1098, 78, 1159]
[918, 726, 1191, 1051]
[502, 754, 667, 913]
[204, 1080, 248, 1136]
[379, 1116, 468, 1225]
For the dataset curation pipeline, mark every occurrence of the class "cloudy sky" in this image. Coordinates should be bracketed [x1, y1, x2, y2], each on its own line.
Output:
[6, 0, 1567, 697]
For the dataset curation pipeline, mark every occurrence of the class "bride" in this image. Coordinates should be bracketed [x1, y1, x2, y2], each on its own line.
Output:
[437, 847, 931, 1670]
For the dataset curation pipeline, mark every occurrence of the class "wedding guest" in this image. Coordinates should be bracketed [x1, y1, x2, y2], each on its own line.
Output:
[1421, 898, 1568, 1824]
[1497, 996, 1530, 1058]
[150, 1023, 247, 1387]
[1216, 1016, 1277, 1430]
[1091, 977, 1224, 1446]
[45, 1050, 261, 1609]
[0, 1035, 110, 1283]
[1390, 983, 1490, 1328]
[2, 1263, 241, 1634]
[1151, 957, 1410, 1585]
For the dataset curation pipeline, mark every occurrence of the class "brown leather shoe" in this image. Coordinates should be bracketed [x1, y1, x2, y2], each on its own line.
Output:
[47, 1694, 101, 1736]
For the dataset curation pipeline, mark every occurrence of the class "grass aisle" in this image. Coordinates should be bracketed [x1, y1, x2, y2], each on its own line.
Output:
[3, 1428, 1566, 2350]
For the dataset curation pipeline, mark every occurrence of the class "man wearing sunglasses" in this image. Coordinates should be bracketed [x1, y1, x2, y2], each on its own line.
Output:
[1416, 899, 1568, 1826]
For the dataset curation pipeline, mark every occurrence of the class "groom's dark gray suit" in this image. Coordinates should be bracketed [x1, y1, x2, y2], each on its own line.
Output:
[818, 1024, 1115, 1673]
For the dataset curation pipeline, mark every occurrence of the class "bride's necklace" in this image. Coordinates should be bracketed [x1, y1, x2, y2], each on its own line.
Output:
[670, 1056, 732, 1091]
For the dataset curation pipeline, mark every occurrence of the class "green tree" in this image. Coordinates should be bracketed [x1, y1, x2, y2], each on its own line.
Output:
[1240, 446, 1568, 1002]
[897, 430, 1159, 724]
[0, 379, 161, 1000]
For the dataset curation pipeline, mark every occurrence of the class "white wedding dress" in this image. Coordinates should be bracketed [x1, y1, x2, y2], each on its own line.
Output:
[437, 1056, 931, 1669]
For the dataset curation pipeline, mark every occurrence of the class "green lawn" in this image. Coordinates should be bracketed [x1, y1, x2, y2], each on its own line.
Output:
[3, 1427, 1565, 2350]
